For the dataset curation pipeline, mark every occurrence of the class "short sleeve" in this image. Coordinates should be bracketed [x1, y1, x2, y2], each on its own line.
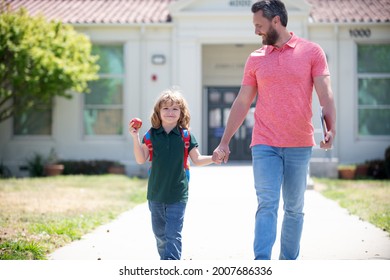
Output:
[189, 132, 198, 152]
[311, 44, 330, 77]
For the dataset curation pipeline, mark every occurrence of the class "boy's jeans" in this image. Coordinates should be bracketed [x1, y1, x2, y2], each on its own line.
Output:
[148, 201, 186, 260]
[252, 145, 312, 260]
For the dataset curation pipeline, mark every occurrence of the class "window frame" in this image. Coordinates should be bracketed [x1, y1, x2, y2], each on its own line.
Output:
[12, 99, 54, 140]
[82, 43, 126, 140]
[355, 42, 390, 141]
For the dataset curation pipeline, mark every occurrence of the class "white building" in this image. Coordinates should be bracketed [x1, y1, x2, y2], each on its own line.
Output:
[1, 0, 389, 177]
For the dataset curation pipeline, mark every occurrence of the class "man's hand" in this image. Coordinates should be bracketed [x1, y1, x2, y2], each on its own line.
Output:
[212, 144, 231, 163]
[320, 130, 335, 151]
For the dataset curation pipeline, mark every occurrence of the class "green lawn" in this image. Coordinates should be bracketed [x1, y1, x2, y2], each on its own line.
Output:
[0, 175, 147, 260]
[1, 175, 388, 260]
[313, 178, 390, 233]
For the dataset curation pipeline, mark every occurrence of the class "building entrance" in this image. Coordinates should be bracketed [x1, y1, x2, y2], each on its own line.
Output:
[206, 86, 256, 161]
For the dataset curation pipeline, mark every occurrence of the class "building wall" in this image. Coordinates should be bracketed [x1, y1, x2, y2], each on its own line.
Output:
[0, 25, 175, 177]
[1, 0, 389, 177]
[309, 23, 390, 164]
[78, 25, 175, 176]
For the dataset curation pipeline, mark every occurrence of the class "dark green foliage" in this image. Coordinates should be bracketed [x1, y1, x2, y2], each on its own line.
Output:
[385, 146, 390, 178]
[60, 160, 118, 175]
[26, 153, 45, 177]
[0, 3, 99, 122]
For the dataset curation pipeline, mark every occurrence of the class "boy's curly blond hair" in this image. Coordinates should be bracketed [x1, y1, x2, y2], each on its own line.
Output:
[150, 87, 191, 129]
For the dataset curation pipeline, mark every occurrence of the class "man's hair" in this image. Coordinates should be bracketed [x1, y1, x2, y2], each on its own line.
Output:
[251, 0, 288, 27]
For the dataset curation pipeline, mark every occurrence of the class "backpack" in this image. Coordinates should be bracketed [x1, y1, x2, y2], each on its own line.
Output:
[143, 128, 191, 181]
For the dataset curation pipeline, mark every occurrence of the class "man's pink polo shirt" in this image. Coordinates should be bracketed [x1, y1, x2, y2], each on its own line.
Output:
[242, 33, 330, 148]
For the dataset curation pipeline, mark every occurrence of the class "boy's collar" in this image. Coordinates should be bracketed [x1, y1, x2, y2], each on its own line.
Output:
[156, 126, 181, 135]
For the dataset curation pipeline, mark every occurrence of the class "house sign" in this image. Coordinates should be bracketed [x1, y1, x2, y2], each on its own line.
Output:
[229, 0, 253, 7]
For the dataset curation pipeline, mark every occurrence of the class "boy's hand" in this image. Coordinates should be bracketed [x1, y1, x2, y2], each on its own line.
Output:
[129, 118, 142, 137]
[212, 147, 229, 164]
[130, 118, 142, 129]
[212, 151, 223, 164]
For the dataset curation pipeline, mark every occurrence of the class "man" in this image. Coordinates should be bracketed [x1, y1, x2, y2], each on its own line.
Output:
[213, 0, 336, 260]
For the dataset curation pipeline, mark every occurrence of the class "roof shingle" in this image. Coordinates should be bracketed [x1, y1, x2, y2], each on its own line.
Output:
[4, 0, 176, 24]
[4, 0, 390, 24]
[306, 0, 390, 23]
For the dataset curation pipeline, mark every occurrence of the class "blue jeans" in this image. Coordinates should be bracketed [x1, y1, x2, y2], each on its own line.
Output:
[148, 201, 186, 260]
[252, 145, 312, 260]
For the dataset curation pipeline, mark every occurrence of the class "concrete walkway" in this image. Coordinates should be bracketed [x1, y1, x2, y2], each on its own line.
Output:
[49, 165, 390, 260]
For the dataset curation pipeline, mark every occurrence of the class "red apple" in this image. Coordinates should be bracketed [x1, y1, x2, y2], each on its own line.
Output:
[130, 118, 142, 129]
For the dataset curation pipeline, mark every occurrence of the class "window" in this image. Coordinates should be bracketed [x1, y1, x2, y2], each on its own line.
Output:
[13, 103, 52, 136]
[83, 45, 124, 136]
[357, 44, 390, 136]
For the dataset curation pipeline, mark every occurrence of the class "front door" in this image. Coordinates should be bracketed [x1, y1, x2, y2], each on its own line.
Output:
[206, 86, 256, 161]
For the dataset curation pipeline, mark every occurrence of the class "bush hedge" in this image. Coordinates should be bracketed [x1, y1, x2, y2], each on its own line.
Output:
[59, 160, 119, 175]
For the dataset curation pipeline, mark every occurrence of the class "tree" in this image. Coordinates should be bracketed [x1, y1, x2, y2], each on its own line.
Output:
[0, 3, 99, 123]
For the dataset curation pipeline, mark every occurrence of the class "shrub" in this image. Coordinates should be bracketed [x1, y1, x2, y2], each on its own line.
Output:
[366, 159, 387, 179]
[59, 160, 117, 175]
[26, 153, 45, 177]
[0, 162, 12, 178]
[385, 146, 390, 178]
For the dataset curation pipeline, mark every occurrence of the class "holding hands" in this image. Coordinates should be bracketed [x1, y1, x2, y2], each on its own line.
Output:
[212, 144, 230, 164]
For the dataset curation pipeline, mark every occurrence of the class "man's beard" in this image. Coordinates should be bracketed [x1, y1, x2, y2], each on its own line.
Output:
[262, 26, 279, 46]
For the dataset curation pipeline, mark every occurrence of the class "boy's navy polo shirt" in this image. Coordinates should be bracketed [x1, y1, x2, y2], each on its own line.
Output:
[143, 126, 198, 204]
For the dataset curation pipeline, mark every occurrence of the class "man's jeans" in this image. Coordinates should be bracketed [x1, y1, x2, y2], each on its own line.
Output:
[148, 201, 186, 260]
[252, 145, 312, 260]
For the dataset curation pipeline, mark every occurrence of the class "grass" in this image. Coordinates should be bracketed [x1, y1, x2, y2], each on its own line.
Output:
[1, 175, 388, 260]
[313, 178, 390, 233]
[0, 175, 147, 260]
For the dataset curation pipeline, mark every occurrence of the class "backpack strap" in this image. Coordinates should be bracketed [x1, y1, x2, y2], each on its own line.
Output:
[143, 129, 153, 161]
[181, 128, 190, 169]
[181, 128, 191, 181]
